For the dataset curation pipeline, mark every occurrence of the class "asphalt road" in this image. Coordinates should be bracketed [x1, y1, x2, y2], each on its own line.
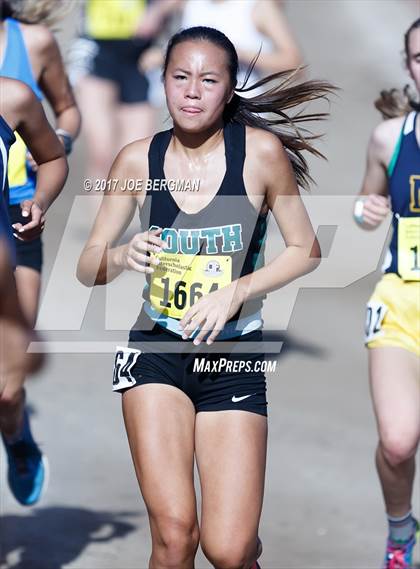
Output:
[1, 1, 420, 568]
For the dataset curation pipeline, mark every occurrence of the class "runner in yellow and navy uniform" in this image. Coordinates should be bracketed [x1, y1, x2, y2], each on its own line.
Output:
[68, 0, 174, 185]
[354, 18, 420, 569]
[78, 26, 333, 567]
[72, 0, 152, 104]
[365, 111, 420, 356]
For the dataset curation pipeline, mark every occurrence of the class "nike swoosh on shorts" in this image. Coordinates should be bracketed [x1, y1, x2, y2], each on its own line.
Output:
[231, 394, 256, 403]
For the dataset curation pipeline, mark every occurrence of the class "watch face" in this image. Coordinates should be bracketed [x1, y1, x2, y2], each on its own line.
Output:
[55, 130, 73, 154]
[61, 135, 73, 155]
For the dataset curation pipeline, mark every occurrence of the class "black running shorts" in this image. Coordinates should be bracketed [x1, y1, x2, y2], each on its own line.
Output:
[113, 323, 268, 416]
[69, 37, 150, 104]
[8, 204, 43, 273]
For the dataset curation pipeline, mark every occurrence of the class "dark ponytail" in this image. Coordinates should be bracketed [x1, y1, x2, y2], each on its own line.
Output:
[1, 1, 14, 19]
[163, 26, 335, 190]
[375, 18, 420, 119]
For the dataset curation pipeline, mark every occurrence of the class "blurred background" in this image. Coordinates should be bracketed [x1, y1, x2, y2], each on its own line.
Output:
[1, 1, 419, 568]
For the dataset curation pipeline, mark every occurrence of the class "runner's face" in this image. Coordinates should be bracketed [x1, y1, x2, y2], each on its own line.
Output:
[407, 28, 420, 93]
[164, 40, 234, 132]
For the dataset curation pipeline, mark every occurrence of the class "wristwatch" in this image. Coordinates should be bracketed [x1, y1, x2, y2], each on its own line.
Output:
[55, 128, 73, 155]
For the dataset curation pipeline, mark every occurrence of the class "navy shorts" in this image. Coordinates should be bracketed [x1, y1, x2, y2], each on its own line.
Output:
[113, 323, 268, 416]
[69, 37, 150, 104]
[8, 204, 43, 273]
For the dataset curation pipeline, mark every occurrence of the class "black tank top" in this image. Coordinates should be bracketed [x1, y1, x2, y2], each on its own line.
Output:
[138, 120, 267, 338]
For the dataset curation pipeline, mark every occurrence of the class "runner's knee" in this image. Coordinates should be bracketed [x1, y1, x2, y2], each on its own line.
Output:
[151, 514, 199, 564]
[0, 383, 24, 411]
[201, 535, 256, 569]
[379, 433, 419, 466]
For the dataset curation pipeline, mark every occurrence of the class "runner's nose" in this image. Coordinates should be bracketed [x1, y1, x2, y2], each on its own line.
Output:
[185, 78, 201, 99]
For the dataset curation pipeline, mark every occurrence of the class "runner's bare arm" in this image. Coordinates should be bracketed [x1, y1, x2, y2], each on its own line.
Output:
[15, 83, 68, 213]
[359, 122, 395, 197]
[236, 132, 320, 302]
[37, 26, 81, 140]
[356, 119, 402, 229]
[237, 0, 302, 73]
[0, 79, 68, 239]
[77, 140, 165, 287]
[135, 0, 184, 38]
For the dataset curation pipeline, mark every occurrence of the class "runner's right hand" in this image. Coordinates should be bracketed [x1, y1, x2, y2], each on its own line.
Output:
[119, 228, 166, 273]
[359, 194, 390, 228]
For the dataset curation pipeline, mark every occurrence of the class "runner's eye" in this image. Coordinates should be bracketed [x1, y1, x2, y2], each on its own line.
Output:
[174, 74, 187, 80]
[203, 78, 216, 84]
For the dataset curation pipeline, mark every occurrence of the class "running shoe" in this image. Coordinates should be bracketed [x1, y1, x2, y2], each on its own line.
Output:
[383, 518, 419, 569]
[2, 409, 48, 506]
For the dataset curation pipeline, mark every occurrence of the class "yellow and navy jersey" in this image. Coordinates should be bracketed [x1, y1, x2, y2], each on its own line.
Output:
[0, 115, 17, 264]
[83, 0, 148, 40]
[384, 112, 420, 280]
[138, 121, 267, 338]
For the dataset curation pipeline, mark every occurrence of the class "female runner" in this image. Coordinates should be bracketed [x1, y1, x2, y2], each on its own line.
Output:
[69, 0, 175, 182]
[354, 18, 420, 569]
[0, 0, 80, 317]
[78, 26, 332, 568]
[0, 0, 80, 505]
[0, 76, 68, 505]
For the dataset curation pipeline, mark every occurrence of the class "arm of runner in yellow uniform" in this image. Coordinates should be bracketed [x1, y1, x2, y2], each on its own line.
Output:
[354, 120, 398, 230]
[0, 79, 68, 241]
[236, 0, 302, 74]
[134, 0, 184, 39]
[77, 139, 166, 287]
[180, 131, 321, 345]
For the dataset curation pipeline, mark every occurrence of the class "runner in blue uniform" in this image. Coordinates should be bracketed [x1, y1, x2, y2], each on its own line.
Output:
[0, 2, 80, 507]
[353, 18, 420, 569]
[78, 27, 333, 568]
[0, 76, 68, 506]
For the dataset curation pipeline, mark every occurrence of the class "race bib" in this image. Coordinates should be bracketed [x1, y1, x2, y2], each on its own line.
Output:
[398, 216, 420, 281]
[150, 253, 232, 319]
[365, 301, 388, 343]
[112, 346, 141, 391]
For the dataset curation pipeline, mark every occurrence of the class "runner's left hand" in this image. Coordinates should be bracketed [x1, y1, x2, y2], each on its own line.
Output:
[179, 282, 244, 346]
[12, 200, 45, 241]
